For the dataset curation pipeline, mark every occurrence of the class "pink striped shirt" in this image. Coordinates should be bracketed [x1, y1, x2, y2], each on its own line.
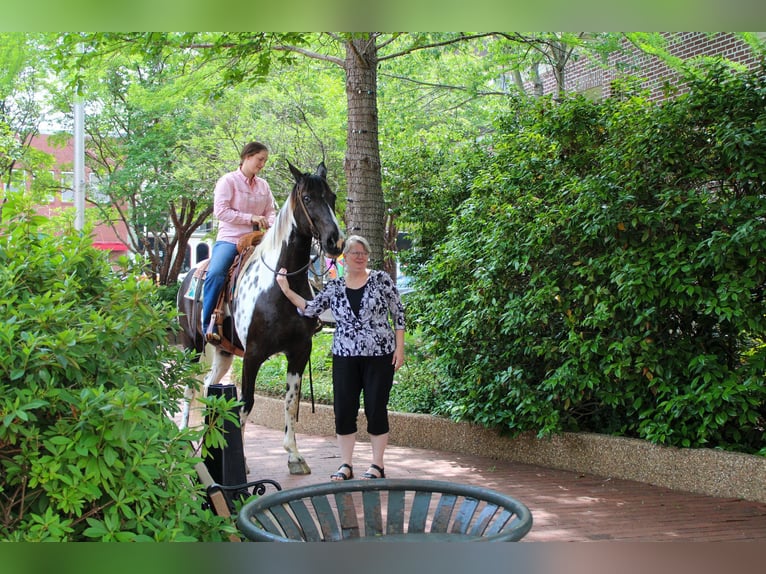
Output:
[213, 168, 276, 244]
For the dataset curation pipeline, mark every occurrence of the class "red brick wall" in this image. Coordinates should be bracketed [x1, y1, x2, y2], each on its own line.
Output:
[25, 134, 129, 254]
[536, 33, 761, 101]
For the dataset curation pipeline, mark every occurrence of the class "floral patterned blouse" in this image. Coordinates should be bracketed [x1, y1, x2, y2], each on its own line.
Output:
[301, 270, 406, 357]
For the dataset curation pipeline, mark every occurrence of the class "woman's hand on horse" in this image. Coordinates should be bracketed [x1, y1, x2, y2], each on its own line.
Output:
[276, 268, 289, 293]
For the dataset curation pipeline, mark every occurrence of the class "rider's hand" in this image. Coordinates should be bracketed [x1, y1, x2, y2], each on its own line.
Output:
[251, 215, 268, 229]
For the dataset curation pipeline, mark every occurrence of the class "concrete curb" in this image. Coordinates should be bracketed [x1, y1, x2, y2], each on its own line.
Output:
[251, 394, 766, 503]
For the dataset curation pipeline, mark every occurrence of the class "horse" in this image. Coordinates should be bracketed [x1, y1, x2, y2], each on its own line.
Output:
[177, 161, 344, 475]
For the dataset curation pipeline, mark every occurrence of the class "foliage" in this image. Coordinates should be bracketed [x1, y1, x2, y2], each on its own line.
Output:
[0, 196, 239, 541]
[0, 33, 56, 205]
[407, 61, 766, 454]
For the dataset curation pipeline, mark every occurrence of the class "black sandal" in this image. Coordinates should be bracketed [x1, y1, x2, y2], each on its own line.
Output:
[330, 463, 353, 481]
[362, 464, 385, 479]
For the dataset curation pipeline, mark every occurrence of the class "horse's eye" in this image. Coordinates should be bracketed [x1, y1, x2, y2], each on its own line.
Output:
[302, 195, 312, 204]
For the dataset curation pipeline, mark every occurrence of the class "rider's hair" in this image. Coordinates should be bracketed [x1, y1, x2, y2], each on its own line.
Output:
[240, 141, 268, 165]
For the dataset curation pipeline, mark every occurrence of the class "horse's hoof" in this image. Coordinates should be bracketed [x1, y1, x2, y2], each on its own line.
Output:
[288, 460, 312, 475]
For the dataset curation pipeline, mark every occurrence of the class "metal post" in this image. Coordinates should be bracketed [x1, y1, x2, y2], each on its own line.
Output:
[73, 99, 85, 231]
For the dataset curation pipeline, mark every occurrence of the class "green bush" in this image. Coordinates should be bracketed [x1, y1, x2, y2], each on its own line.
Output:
[408, 61, 766, 454]
[0, 197, 236, 541]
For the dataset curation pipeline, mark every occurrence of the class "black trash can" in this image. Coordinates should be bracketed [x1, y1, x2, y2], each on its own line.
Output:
[204, 384, 248, 490]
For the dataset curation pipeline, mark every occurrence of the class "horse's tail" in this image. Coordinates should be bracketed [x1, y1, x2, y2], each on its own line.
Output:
[177, 269, 206, 360]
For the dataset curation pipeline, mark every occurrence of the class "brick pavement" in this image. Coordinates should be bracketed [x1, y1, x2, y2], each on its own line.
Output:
[239, 422, 766, 542]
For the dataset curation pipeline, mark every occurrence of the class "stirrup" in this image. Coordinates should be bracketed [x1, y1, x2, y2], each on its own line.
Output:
[205, 325, 221, 344]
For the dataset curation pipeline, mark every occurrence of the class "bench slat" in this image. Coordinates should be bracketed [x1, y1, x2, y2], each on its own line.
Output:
[335, 491, 360, 539]
[252, 510, 284, 539]
[452, 497, 480, 534]
[431, 493, 457, 532]
[386, 490, 406, 535]
[362, 490, 384, 537]
[469, 503, 499, 536]
[484, 508, 513, 536]
[288, 499, 323, 542]
[269, 504, 305, 540]
[311, 494, 342, 541]
[408, 491, 433, 533]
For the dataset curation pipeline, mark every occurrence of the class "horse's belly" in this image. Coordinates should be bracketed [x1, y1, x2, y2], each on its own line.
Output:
[233, 261, 275, 344]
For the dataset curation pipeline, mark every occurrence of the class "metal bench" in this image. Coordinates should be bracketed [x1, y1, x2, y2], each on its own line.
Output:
[236, 478, 532, 542]
[195, 462, 282, 542]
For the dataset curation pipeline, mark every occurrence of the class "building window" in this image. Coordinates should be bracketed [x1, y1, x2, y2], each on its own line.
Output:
[60, 171, 74, 203]
[88, 173, 110, 204]
[8, 169, 26, 193]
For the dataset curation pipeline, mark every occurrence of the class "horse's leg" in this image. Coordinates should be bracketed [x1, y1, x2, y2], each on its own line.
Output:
[282, 343, 312, 475]
[181, 344, 234, 429]
[179, 385, 194, 430]
[203, 347, 234, 393]
[177, 285, 207, 429]
[239, 345, 311, 476]
[282, 369, 311, 475]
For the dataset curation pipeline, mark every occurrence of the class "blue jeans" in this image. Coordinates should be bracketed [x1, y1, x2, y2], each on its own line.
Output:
[202, 241, 239, 332]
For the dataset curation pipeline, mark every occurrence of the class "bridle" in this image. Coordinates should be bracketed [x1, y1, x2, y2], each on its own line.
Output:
[260, 179, 339, 278]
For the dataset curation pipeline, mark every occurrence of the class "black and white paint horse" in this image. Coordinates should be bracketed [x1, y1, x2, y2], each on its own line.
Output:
[177, 162, 344, 474]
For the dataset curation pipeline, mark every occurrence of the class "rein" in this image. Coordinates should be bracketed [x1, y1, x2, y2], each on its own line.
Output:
[260, 252, 320, 277]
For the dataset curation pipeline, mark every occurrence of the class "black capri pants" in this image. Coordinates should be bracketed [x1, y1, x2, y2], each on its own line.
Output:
[332, 353, 395, 436]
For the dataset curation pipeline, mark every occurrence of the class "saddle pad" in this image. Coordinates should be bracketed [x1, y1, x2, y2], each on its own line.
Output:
[184, 259, 210, 302]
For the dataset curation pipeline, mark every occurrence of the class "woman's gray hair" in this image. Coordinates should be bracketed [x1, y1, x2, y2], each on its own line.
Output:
[343, 234, 371, 255]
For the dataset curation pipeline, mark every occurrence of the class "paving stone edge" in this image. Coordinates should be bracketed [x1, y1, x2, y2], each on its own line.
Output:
[250, 394, 766, 503]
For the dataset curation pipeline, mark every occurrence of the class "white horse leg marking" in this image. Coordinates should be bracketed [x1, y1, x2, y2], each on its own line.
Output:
[180, 343, 214, 429]
[203, 349, 234, 393]
[179, 385, 194, 429]
[284, 371, 310, 475]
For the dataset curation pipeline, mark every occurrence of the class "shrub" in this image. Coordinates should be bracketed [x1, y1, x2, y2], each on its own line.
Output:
[0, 197, 235, 541]
[408, 61, 766, 454]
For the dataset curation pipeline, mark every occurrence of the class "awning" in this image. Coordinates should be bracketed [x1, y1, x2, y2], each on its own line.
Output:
[93, 242, 129, 251]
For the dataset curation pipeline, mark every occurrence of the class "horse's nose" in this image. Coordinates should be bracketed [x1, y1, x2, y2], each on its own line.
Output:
[327, 236, 344, 256]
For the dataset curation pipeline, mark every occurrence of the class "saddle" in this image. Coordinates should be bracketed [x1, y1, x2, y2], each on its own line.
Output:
[192, 231, 265, 356]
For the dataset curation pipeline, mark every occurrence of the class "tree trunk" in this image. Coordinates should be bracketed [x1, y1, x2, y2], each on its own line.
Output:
[343, 36, 386, 267]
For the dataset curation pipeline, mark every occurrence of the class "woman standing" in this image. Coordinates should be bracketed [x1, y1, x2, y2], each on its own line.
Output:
[202, 141, 276, 343]
[276, 235, 405, 480]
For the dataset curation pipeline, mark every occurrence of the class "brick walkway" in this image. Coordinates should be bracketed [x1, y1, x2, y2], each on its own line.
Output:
[240, 422, 766, 542]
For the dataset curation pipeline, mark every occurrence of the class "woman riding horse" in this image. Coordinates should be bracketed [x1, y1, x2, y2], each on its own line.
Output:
[178, 161, 344, 475]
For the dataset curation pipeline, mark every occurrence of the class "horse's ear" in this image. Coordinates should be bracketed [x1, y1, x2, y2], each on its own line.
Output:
[316, 162, 327, 180]
[288, 161, 303, 182]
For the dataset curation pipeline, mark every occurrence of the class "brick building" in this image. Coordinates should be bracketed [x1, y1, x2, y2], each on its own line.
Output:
[5, 133, 131, 259]
[536, 32, 762, 101]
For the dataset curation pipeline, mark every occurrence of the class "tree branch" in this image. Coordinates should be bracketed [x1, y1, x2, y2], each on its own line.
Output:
[378, 33, 499, 62]
[379, 72, 511, 97]
[270, 44, 344, 67]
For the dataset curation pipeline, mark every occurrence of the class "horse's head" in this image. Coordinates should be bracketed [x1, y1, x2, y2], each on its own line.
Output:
[288, 161, 345, 258]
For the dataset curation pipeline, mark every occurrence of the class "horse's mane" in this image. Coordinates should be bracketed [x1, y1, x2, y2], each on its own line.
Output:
[254, 187, 297, 258]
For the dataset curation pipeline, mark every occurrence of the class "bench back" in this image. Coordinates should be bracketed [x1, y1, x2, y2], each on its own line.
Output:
[237, 478, 532, 542]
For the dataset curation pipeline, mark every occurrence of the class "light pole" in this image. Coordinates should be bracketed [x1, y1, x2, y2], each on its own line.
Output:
[74, 97, 84, 231]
